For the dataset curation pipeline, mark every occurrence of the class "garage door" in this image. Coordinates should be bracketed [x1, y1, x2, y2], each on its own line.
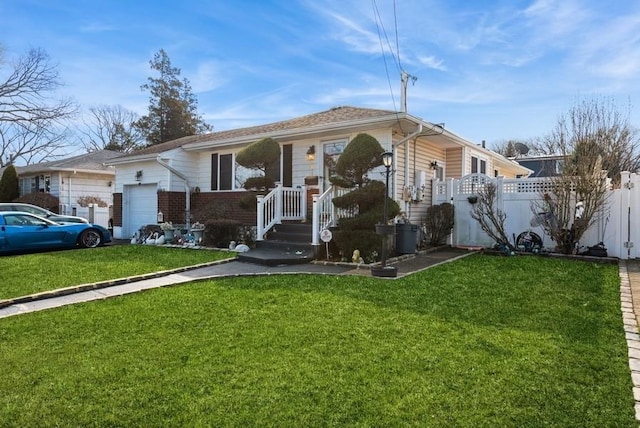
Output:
[124, 184, 158, 237]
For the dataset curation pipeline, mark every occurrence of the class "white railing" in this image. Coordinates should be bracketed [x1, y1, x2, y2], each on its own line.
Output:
[256, 183, 306, 241]
[311, 185, 356, 246]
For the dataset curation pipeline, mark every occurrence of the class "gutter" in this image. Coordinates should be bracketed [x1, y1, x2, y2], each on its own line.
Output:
[156, 156, 192, 232]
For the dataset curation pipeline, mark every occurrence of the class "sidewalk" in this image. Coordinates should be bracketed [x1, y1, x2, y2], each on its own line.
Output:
[621, 259, 640, 420]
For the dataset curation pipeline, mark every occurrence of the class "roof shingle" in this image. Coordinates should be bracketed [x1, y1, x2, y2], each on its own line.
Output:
[116, 106, 399, 158]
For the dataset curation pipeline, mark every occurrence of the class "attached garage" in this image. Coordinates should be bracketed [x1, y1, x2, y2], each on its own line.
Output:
[123, 183, 158, 237]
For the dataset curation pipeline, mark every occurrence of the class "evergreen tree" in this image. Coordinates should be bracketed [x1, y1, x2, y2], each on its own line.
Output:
[0, 164, 19, 202]
[329, 133, 400, 262]
[134, 49, 212, 145]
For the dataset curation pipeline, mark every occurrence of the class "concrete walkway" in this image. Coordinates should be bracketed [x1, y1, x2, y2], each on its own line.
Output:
[0, 247, 472, 319]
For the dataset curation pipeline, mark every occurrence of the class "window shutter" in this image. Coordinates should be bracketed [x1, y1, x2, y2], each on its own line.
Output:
[211, 154, 218, 190]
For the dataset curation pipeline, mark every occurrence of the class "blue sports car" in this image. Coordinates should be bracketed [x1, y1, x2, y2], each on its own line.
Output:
[0, 212, 112, 254]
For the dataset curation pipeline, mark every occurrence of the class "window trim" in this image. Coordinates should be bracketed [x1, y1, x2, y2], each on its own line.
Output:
[471, 155, 487, 175]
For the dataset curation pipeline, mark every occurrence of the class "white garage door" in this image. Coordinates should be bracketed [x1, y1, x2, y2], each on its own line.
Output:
[124, 184, 158, 237]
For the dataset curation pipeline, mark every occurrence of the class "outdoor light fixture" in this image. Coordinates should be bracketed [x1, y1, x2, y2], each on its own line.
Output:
[372, 151, 398, 277]
[430, 160, 439, 169]
[306, 145, 316, 161]
[135, 170, 143, 181]
[382, 151, 393, 168]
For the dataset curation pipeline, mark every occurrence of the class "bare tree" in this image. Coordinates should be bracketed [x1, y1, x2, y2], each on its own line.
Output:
[491, 139, 531, 158]
[530, 97, 640, 186]
[79, 105, 144, 153]
[0, 47, 76, 166]
[0, 122, 69, 166]
[470, 182, 516, 252]
[531, 115, 612, 253]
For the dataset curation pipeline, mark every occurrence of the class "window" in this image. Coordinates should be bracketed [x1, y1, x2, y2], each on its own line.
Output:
[210, 153, 232, 191]
[211, 151, 283, 191]
[471, 156, 487, 174]
[19, 178, 33, 196]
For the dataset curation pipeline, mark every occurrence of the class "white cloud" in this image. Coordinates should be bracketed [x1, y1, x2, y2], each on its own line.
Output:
[190, 60, 226, 93]
[417, 55, 447, 71]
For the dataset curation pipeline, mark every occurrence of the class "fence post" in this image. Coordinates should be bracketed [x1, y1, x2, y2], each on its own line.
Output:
[312, 194, 320, 246]
[256, 195, 265, 241]
[301, 184, 307, 221]
[447, 178, 456, 246]
[496, 176, 504, 213]
[275, 182, 283, 225]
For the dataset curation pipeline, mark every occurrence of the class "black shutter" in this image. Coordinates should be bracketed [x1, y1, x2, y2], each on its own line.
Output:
[282, 144, 292, 187]
[220, 154, 232, 190]
[211, 154, 218, 190]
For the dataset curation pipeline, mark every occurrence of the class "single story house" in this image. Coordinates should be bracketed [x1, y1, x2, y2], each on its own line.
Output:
[3, 150, 119, 226]
[106, 106, 530, 241]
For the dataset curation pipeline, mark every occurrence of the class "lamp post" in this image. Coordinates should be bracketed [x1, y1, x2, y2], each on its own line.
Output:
[372, 151, 398, 277]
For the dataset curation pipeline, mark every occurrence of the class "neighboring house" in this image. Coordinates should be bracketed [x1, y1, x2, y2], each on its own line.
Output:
[515, 155, 565, 177]
[7, 150, 119, 225]
[106, 106, 531, 241]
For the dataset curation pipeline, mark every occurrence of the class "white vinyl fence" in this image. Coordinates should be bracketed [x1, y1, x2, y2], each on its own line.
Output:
[74, 205, 111, 229]
[432, 172, 640, 259]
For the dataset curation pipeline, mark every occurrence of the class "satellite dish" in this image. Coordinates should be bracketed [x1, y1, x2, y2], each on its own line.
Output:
[514, 142, 529, 156]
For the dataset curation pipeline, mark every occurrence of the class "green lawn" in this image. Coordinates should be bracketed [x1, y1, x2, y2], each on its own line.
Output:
[0, 245, 234, 300]
[0, 254, 635, 426]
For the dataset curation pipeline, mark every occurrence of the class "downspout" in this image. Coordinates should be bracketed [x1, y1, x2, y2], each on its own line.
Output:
[156, 156, 192, 232]
[393, 124, 423, 211]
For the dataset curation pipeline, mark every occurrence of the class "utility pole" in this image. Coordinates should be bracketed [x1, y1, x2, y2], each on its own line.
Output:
[400, 70, 417, 113]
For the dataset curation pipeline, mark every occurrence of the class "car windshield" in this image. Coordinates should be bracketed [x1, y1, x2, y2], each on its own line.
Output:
[3, 213, 56, 226]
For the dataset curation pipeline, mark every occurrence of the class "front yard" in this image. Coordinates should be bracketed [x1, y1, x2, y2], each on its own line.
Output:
[0, 245, 234, 300]
[0, 251, 636, 426]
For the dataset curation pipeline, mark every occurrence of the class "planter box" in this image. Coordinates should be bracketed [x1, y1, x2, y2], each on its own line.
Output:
[371, 266, 398, 277]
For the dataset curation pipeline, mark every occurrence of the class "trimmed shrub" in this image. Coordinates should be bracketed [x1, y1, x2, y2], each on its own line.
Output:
[15, 192, 61, 212]
[77, 196, 108, 207]
[203, 219, 242, 248]
[332, 230, 383, 263]
[330, 133, 383, 188]
[422, 203, 454, 246]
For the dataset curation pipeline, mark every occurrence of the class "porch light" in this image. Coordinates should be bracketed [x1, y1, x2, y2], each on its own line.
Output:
[306, 145, 316, 161]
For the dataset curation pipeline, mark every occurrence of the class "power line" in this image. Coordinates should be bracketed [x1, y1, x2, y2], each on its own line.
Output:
[372, 0, 401, 73]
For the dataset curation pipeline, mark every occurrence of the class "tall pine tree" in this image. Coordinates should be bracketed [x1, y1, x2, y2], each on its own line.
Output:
[0, 164, 19, 202]
[134, 49, 212, 146]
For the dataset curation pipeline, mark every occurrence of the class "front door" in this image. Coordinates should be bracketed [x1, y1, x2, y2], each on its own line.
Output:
[322, 141, 346, 191]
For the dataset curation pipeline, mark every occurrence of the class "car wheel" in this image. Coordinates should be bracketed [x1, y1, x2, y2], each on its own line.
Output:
[79, 229, 102, 248]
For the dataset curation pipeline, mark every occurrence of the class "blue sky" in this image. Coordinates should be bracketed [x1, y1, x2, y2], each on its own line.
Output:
[2, 0, 640, 149]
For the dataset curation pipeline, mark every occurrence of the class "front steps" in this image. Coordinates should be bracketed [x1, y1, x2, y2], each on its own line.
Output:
[237, 223, 314, 266]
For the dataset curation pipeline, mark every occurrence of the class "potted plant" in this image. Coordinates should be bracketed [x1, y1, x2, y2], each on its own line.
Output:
[191, 221, 205, 243]
[159, 221, 175, 241]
